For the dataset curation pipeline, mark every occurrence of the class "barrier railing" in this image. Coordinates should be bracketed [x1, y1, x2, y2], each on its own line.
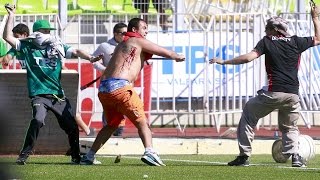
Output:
[1, 10, 320, 133]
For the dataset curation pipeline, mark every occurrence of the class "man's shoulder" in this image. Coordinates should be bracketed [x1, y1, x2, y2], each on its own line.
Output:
[19, 40, 34, 48]
[97, 41, 116, 51]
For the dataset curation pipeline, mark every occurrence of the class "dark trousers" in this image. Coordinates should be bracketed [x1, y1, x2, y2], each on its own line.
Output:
[20, 95, 80, 158]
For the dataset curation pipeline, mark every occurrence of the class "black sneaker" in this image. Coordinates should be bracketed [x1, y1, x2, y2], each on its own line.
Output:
[71, 155, 81, 164]
[228, 155, 249, 166]
[292, 154, 305, 167]
[16, 153, 29, 165]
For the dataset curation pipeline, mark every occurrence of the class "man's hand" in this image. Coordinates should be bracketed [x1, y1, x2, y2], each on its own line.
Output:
[175, 54, 185, 62]
[4, 3, 15, 15]
[89, 54, 104, 63]
[209, 57, 224, 65]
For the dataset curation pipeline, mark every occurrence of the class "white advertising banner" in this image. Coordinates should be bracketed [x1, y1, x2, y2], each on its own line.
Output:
[146, 31, 257, 98]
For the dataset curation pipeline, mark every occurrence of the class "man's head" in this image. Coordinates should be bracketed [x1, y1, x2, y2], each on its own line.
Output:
[113, 23, 127, 43]
[265, 17, 290, 36]
[12, 23, 29, 38]
[128, 18, 148, 38]
[32, 20, 56, 34]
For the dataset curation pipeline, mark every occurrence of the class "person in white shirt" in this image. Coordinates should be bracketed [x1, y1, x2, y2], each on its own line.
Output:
[92, 22, 127, 136]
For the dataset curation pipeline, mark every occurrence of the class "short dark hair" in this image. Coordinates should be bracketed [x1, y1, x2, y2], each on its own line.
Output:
[12, 23, 30, 36]
[127, 18, 145, 32]
[113, 23, 127, 33]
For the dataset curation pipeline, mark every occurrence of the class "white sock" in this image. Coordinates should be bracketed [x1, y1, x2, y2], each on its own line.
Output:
[86, 150, 96, 161]
[145, 147, 154, 153]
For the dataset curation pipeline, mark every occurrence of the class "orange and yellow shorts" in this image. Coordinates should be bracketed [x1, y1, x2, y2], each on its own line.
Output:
[98, 85, 146, 128]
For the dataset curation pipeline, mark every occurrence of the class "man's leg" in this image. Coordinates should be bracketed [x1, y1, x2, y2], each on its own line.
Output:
[17, 96, 49, 165]
[228, 91, 274, 166]
[80, 125, 118, 165]
[52, 98, 80, 164]
[113, 119, 125, 136]
[80, 107, 122, 165]
[103, 110, 125, 136]
[277, 94, 301, 167]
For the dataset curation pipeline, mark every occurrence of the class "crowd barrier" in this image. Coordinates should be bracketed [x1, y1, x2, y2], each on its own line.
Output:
[1, 10, 320, 134]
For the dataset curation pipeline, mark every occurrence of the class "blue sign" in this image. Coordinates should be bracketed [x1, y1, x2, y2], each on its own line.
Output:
[161, 45, 241, 74]
[215, 45, 241, 74]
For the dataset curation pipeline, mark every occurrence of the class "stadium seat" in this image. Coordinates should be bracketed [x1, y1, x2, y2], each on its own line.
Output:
[43, 0, 58, 13]
[120, 0, 139, 13]
[44, 0, 83, 15]
[77, 0, 110, 13]
[15, 0, 52, 14]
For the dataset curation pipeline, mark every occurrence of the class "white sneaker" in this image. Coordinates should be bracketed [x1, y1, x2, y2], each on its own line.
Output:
[141, 151, 166, 166]
[93, 158, 102, 165]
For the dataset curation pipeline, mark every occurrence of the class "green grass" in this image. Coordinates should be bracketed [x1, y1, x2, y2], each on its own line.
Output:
[1, 154, 320, 180]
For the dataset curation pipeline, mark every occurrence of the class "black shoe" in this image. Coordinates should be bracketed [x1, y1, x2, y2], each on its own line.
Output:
[71, 156, 81, 164]
[292, 154, 305, 167]
[228, 155, 249, 166]
[16, 153, 29, 165]
[113, 126, 124, 136]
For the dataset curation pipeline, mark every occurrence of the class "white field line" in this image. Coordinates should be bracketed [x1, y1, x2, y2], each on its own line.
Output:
[98, 155, 320, 171]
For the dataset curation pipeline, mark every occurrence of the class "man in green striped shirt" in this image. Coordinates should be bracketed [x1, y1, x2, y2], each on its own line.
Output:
[3, 6, 102, 165]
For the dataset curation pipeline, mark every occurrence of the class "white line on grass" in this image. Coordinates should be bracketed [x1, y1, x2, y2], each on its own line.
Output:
[99, 155, 225, 165]
[98, 155, 320, 171]
[277, 166, 320, 171]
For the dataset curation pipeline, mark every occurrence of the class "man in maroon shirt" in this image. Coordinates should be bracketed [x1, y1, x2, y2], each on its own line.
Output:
[210, 4, 320, 167]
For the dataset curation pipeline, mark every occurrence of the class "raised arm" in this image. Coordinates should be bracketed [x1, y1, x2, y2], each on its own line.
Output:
[311, 3, 320, 45]
[3, 5, 17, 48]
[209, 51, 259, 65]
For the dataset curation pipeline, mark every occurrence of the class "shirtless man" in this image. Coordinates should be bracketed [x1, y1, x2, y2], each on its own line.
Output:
[80, 18, 185, 166]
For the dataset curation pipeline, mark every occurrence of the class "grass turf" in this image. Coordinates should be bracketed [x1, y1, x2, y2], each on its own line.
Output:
[0, 154, 319, 179]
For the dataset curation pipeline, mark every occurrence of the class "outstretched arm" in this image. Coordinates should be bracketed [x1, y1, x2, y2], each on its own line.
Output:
[71, 49, 103, 63]
[209, 51, 259, 65]
[140, 38, 185, 62]
[3, 5, 17, 48]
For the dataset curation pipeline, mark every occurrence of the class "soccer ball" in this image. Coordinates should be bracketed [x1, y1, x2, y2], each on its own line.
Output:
[297, 135, 316, 164]
[271, 135, 316, 164]
[271, 139, 290, 163]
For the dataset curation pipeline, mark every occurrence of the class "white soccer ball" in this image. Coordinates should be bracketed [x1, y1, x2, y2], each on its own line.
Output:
[271, 139, 290, 163]
[271, 135, 316, 164]
[298, 135, 316, 164]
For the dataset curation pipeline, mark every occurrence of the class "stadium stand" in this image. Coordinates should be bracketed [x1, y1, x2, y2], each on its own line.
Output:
[15, 0, 52, 14]
[77, 0, 110, 13]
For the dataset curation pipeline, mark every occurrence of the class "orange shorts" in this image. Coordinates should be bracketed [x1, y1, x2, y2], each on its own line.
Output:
[98, 85, 146, 128]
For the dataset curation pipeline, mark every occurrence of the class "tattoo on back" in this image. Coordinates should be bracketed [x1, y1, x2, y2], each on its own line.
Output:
[120, 45, 137, 72]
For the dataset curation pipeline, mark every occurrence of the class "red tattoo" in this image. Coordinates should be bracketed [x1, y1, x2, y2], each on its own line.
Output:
[121, 47, 136, 72]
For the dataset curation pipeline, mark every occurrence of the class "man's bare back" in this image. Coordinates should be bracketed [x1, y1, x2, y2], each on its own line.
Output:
[102, 38, 146, 83]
